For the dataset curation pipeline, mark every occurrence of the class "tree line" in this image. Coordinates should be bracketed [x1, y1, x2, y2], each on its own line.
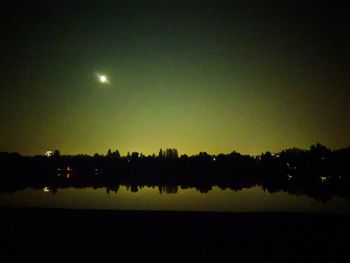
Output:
[0, 144, 350, 201]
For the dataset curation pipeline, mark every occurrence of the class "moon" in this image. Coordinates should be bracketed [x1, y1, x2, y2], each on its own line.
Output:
[97, 73, 109, 84]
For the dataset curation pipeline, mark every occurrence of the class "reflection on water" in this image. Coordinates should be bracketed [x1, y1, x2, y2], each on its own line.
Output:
[0, 186, 349, 213]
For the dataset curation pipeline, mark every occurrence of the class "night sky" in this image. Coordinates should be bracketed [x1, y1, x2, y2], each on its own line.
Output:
[1, 0, 349, 156]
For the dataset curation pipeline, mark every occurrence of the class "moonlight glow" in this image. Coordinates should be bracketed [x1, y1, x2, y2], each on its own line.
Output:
[97, 74, 109, 84]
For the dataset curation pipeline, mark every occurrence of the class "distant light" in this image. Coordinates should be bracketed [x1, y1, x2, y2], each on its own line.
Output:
[212, 157, 216, 161]
[45, 151, 53, 157]
[320, 176, 328, 182]
[286, 163, 297, 170]
[43, 186, 50, 192]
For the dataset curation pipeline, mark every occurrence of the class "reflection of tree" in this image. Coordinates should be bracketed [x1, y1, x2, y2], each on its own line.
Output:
[0, 144, 350, 201]
[158, 184, 178, 194]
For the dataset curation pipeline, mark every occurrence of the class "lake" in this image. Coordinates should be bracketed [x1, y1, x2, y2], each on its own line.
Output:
[1, 185, 349, 213]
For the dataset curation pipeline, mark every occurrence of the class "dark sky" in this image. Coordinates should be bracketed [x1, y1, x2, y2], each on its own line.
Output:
[1, 0, 349, 156]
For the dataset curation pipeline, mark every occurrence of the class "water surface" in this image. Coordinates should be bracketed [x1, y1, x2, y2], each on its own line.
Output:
[1, 186, 349, 213]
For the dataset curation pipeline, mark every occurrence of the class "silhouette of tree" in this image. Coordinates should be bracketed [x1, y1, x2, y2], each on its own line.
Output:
[159, 148, 178, 159]
[310, 143, 331, 158]
[0, 144, 349, 201]
[106, 149, 121, 159]
[53, 149, 60, 158]
[180, 154, 188, 159]
[114, 150, 121, 159]
[131, 152, 139, 160]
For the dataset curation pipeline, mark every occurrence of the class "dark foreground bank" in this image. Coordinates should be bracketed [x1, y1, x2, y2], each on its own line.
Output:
[1, 208, 349, 263]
